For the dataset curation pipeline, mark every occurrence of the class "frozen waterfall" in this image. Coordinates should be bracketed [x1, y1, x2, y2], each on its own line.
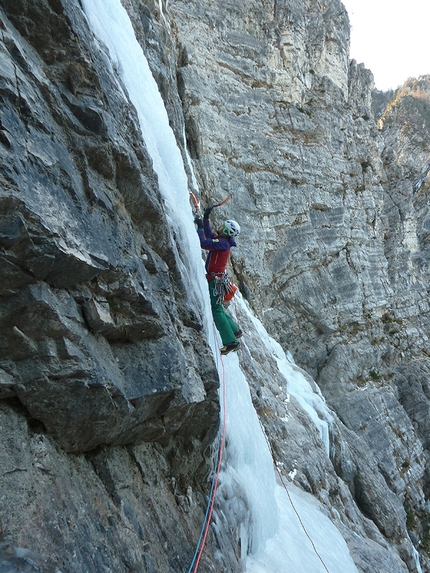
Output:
[81, 1, 360, 571]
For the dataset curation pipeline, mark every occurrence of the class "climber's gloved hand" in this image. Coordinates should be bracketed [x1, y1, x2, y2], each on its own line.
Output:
[203, 206, 214, 220]
[194, 215, 204, 228]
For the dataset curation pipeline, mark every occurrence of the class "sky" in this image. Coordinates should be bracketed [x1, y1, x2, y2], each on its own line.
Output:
[341, 0, 430, 92]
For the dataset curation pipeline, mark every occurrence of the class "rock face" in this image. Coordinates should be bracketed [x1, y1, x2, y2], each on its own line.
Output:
[0, 2, 219, 571]
[0, 0, 223, 451]
[169, 0, 430, 568]
[1, 0, 430, 572]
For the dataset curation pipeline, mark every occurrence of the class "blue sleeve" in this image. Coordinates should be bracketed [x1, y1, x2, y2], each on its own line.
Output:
[197, 230, 231, 251]
[203, 218, 216, 239]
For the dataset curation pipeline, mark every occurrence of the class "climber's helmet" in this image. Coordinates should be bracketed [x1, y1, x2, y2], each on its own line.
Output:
[219, 219, 241, 238]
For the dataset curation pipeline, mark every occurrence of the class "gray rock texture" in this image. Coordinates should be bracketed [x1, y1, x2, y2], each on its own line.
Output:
[0, 2, 219, 571]
[169, 0, 430, 568]
[1, 0, 430, 571]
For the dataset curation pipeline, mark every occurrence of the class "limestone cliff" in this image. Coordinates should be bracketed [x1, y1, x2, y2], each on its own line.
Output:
[1, 0, 430, 572]
[169, 0, 430, 568]
[0, 1, 220, 571]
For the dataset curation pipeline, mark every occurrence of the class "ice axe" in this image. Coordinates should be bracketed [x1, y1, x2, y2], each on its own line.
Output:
[189, 191, 200, 215]
[204, 191, 233, 218]
[189, 190, 233, 217]
[211, 191, 233, 209]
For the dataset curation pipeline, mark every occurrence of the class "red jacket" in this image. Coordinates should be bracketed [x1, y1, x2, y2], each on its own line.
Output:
[197, 219, 237, 280]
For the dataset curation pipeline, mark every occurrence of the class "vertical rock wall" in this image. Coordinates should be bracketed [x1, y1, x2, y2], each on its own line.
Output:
[169, 0, 430, 570]
[0, 1, 220, 571]
[1, 0, 430, 571]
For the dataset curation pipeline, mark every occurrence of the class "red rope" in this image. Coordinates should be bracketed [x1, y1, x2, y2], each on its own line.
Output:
[192, 332, 227, 572]
[192, 298, 331, 572]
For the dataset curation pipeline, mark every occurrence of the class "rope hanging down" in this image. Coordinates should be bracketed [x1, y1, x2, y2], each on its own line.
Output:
[187, 190, 233, 572]
[188, 270, 331, 572]
[188, 324, 227, 573]
[231, 298, 332, 573]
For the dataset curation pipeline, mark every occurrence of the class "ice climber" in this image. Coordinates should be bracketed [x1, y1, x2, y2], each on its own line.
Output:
[195, 206, 242, 355]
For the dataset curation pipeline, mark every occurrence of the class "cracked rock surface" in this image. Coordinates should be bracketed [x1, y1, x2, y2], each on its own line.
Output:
[1, 0, 430, 571]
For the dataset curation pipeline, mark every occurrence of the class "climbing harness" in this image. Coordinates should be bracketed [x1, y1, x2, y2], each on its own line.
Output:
[211, 273, 237, 305]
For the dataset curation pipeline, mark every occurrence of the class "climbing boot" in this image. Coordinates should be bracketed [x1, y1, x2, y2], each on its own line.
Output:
[220, 341, 240, 355]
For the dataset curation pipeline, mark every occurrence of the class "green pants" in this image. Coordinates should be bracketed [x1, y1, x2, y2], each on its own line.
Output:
[208, 279, 238, 345]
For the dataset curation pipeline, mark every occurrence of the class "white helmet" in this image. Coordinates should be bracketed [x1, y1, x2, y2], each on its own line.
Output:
[221, 219, 241, 238]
